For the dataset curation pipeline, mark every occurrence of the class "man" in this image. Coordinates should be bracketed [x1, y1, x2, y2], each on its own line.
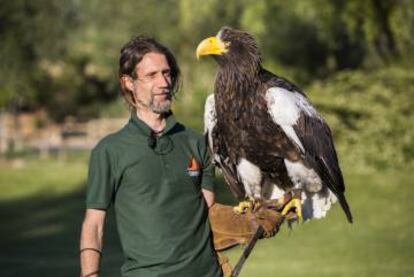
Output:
[80, 36, 222, 277]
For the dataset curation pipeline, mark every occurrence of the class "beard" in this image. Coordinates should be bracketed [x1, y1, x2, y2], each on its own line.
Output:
[135, 92, 172, 114]
[150, 97, 172, 114]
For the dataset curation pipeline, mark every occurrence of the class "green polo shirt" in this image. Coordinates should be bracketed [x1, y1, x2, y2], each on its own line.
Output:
[86, 112, 222, 277]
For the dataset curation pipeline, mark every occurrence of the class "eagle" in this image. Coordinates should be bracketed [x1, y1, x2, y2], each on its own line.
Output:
[196, 26, 353, 223]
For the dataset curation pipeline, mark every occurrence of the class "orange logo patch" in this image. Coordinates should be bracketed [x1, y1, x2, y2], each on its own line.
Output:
[187, 157, 201, 176]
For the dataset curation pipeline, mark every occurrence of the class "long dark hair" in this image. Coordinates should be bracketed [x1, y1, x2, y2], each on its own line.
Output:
[118, 36, 181, 109]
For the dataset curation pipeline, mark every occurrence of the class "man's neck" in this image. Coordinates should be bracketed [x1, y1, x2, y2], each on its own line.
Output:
[135, 108, 166, 133]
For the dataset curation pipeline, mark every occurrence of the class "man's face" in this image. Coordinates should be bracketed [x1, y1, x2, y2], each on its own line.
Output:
[130, 52, 172, 114]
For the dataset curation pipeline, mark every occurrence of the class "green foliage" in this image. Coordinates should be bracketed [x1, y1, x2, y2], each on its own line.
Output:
[36, 56, 119, 122]
[242, 0, 330, 81]
[2, 0, 414, 120]
[308, 66, 414, 171]
[0, 0, 79, 108]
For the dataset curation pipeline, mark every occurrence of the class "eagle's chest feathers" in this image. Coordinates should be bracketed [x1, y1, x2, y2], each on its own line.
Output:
[215, 73, 264, 134]
[215, 89, 267, 151]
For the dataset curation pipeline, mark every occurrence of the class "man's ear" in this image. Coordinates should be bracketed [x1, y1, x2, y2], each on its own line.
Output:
[121, 75, 134, 92]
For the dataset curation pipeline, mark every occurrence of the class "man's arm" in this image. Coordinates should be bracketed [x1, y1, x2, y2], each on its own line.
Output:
[80, 209, 106, 277]
[202, 188, 215, 208]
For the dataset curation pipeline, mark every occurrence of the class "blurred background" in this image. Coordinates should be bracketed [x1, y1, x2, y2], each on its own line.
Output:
[0, 0, 413, 276]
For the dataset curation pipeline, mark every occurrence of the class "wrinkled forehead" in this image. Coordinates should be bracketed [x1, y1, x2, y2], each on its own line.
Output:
[135, 52, 170, 74]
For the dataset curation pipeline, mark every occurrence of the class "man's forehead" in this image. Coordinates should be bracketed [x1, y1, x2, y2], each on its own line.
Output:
[136, 52, 170, 73]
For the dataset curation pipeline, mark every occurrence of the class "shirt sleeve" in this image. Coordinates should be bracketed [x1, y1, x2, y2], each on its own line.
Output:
[199, 137, 216, 192]
[85, 143, 116, 210]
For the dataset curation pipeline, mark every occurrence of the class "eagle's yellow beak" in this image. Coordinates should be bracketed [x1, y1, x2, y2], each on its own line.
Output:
[196, 36, 229, 59]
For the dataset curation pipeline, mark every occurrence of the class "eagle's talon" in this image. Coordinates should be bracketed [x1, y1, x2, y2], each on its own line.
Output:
[233, 200, 254, 214]
[281, 198, 303, 222]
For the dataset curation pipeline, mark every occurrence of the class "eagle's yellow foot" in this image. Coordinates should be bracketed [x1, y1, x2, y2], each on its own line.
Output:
[233, 200, 254, 214]
[281, 197, 303, 222]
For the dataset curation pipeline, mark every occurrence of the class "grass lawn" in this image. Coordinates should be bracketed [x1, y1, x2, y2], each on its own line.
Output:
[0, 154, 413, 276]
[222, 169, 414, 277]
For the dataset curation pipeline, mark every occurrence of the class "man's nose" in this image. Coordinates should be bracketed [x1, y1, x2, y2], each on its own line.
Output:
[158, 74, 171, 88]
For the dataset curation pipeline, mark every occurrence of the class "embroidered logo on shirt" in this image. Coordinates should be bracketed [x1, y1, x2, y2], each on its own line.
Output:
[187, 157, 201, 177]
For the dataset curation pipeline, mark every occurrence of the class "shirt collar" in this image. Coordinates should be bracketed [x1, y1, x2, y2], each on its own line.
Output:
[129, 111, 177, 137]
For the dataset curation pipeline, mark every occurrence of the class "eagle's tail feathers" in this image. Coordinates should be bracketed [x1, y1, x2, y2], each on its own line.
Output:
[337, 193, 353, 224]
[317, 158, 353, 224]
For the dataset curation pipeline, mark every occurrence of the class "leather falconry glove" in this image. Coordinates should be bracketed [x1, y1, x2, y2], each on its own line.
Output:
[209, 192, 298, 276]
[209, 190, 298, 250]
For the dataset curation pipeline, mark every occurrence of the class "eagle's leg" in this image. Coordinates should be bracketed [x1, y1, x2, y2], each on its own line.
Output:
[233, 196, 255, 214]
[281, 189, 303, 221]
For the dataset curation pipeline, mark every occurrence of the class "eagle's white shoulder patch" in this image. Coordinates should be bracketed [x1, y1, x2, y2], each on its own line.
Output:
[265, 87, 320, 153]
[265, 87, 319, 123]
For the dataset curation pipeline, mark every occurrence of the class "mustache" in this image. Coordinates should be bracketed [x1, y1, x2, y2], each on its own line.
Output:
[153, 90, 172, 98]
